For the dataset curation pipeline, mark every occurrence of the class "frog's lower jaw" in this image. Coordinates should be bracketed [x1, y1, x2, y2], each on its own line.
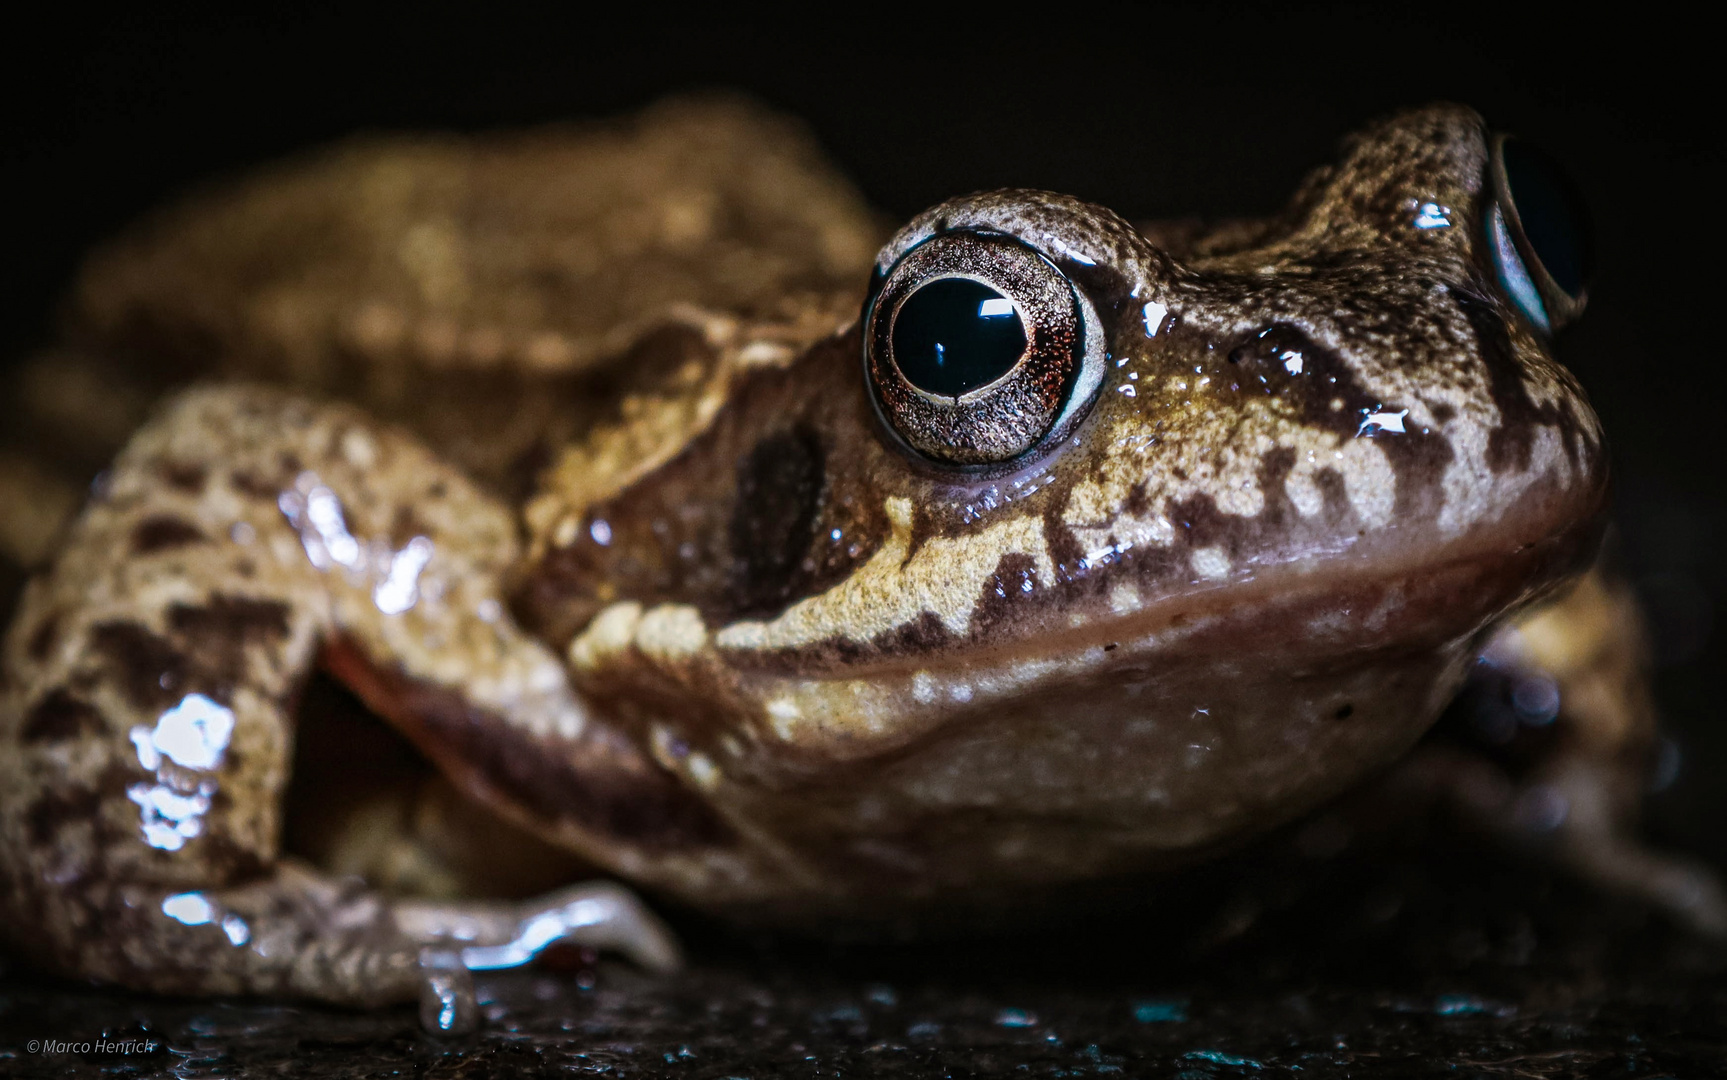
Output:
[557, 523, 1609, 923]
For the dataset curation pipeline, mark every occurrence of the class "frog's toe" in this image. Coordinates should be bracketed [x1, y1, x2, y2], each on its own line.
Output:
[399, 880, 682, 1034]
[1623, 856, 1727, 940]
[1553, 811, 1727, 940]
[452, 880, 683, 975]
[417, 947, 479, 1036]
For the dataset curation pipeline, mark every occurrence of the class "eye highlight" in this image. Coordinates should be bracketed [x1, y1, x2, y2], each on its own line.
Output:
[1486, 134, 1592, 334]
[890, 278, 1027, 398]
[864, 232, 1099, 467]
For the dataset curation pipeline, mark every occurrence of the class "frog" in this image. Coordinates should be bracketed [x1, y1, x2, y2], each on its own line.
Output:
[2, 96, 1720, 1030]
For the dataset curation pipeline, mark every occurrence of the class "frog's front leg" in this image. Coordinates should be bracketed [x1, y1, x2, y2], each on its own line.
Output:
[0, 386, 683, 1008]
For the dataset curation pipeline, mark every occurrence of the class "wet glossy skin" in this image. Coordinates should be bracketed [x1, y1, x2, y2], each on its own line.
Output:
[512, 106, 1605, 913]
[0, 100, 1631, 1006]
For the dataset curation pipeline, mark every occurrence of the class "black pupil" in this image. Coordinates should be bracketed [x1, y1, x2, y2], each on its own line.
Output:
[890, 278, 1027, 397]
[1503, 139, 1592, 298]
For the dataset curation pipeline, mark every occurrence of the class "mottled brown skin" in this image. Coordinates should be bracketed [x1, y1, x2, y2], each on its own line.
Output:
[0, 98, 1713, 1009]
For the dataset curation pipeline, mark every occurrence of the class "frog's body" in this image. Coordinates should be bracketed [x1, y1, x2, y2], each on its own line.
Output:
[0, 98, 1716, 1015]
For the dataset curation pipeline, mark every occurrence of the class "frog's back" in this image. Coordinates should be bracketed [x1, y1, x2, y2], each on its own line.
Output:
[73, 96, 882, 382]
[0, 95, 887, 523]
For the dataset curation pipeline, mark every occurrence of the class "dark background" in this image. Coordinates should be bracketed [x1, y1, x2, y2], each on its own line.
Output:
[3, 9, 1726, 1075]
[1, 9, 1720, 861]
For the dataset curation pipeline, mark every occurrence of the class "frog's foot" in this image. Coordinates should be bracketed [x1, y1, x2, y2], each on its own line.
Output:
[0, 385, 698, 1011]
[1418, 747, 1727, 938]
[1409, 565, 1727, 936]
[1337, 562, 1727, 939]
[404, 880, 682, 975]
[7, 860, 677, 1031]
[1545, 762, 1727, 938]
[406, 880, 682, 1035]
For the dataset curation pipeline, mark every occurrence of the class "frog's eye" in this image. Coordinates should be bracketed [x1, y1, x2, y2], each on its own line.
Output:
[1485, 134, 1592, 334]
[863, 231, 1101, 466]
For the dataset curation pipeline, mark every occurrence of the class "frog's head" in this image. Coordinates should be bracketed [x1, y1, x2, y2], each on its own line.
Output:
[518, 105, 1604, 898]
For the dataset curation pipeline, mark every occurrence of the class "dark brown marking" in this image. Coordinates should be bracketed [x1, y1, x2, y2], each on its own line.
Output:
[90, 622, 189, 710]
[971, 552, 1042, 636]
[1059, 258, 1135, 323]
[167, 595, 292, 691]
[870, 610, 952, 656]
[88, 597, 289, 710]
[27, 613, 60, 662]
[1335, 703, 1355, 719]
[729, 427, 826, 619]
[389, 505, 434, 548]
[1313, 468, 1351, 522]
[1450, 284, 1581, 474]
[505, 441, 554, 505]
[131, 515, 207, 555]
[517, 330, 885, 646]
[158, 460, 207, 493]
[189, 831, 267, 880]
[21, 689, 104, 744]
[1043, 512, 1092, 589]
[228, 469, 282, 501]
[24, 785, 103, 846]
[1226, 323, 1452, 515]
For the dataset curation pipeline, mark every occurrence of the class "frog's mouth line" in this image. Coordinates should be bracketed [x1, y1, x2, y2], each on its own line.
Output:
[722, 497, 1607, 686]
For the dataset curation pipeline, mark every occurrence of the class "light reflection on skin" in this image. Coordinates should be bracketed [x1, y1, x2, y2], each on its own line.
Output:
[374, 535, 434, 615]
[279, 473, 364, 572]
[460, 897, 611, 970]
[126, 693, 235, 852]
[307, 487, 359, 566]
[132, 692, 233, 770]
[1413, 201, 1453, 229]
[278, 471, 437, 616]
[1141, 300, 1167, 337]
[161, 891, 251, 946]
[1358, 409, 1410, 436]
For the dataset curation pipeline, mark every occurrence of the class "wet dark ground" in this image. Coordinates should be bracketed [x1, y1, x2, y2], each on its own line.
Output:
[3, 844, 1724, 1079]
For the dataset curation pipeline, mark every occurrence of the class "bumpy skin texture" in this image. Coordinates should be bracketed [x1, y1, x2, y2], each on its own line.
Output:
[0, 99, 1685, 1006]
